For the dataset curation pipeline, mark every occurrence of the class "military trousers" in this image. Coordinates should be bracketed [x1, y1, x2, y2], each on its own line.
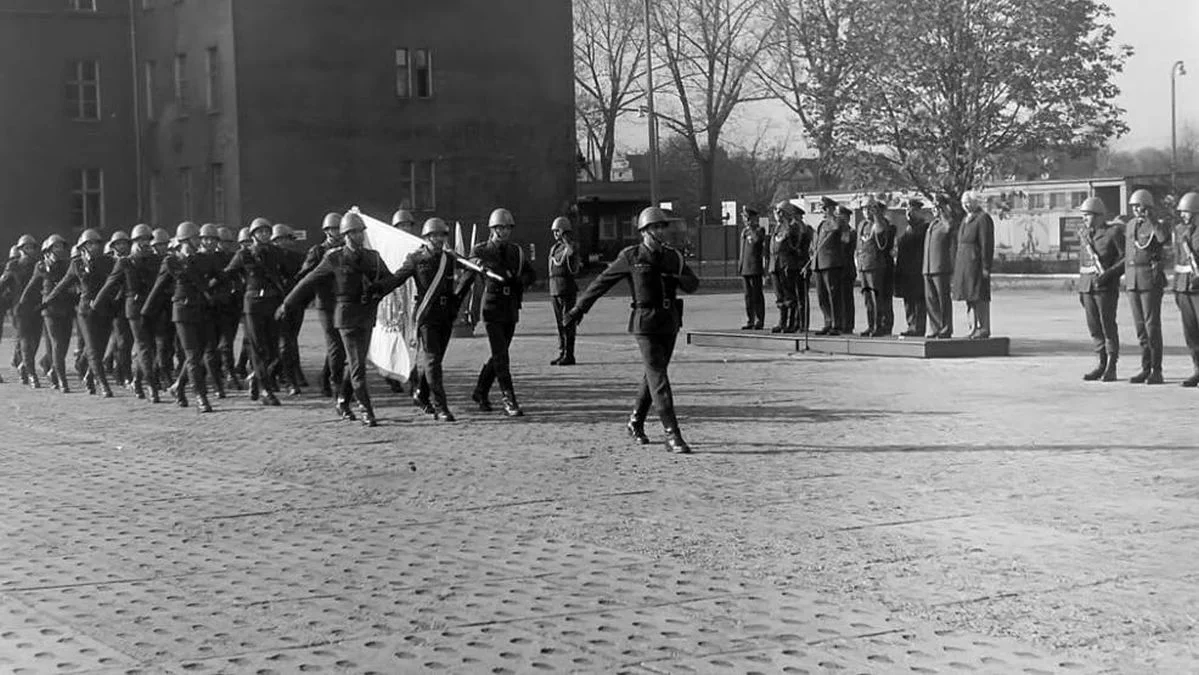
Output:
[173, 320, 212, 397]
[417, 322, 453, 410]
[839, 266, 857, 332]
[15, 310, 42, 378]
[108, 313, 133, 384]
[127, 314, 158, 391]
[150, 312, 177, 385]
[243, 308, 281, 393]
[743, 274, 765, 326]
[1080, 291, 1120, 356]
[633, 332, 680, 431]
[1175, 291, 1199, 355]
[551, 294, 577, 357]
[337, 324, 373, 409]
[924, 274, 953, 337]
[215, 308, 241, 383]
[1127, 289, 1163, 370]
[903, 295, 927, 335]
[476, 321, 518, 396]
[78, 309, 114, 388]
[317, 309, 345, 393]
[966, 301, 991, 337]
[814, 269, 842, 331]
[275, 308, 304, 388]
[43, 314, 73, 388]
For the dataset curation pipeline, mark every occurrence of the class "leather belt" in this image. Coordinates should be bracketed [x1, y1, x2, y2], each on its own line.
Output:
[632, 299, 673, 309]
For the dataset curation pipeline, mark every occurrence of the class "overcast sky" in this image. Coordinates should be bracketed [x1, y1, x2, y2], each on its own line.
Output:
[615, 0, 1199, 156]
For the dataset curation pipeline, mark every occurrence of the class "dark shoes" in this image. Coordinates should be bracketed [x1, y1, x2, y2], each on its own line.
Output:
[1129, 370, 1150, 384]
[1146, 369, 1164, 385]
[501, 392, 524, 418]
[472, 391, 493, 412]
[626, 417, 650, 445]
[664, 429, 692, 454]
[336, 399, 358, 421]
[434, 409, 456, 422]
[557, 355, 576, 366]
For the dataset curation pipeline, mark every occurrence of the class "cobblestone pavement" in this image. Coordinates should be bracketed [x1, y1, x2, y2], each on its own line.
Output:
[0, 288, 1196, 674]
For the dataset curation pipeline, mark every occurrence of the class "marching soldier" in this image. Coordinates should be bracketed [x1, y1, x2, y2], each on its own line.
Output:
[383, 208, 420, 396]
[0, 245, 15, 382]
[21, 235, 73, 392]
[45, 229, 117, 397]
[211, 226, 243, 392]
[373, 217, 468, 421]
[299, 212, 345, 398]
[193, 223, 232, 399]
[272, 223, 307, 395]
[95, 224, 165, 401]
[232, 226, 254, 381]
[548, 216, 581, 364]
[1172, 191, 1199, 387]
[563, 206, 699, 454]
[738, 206, 766, 330]
[811, 198, 853, 335]
[1123, 189, 1169, 384]
[1, 235, 41, 382]
[280, 212, 393, 426]
[461, 207, 537, 417]
[146, 228, 177, 388]
[952, 191, 995, 340]
[895, 198, 929, 337]
[104, 231, 134, 388]
[219, 217, 288, 406]
[923, 194, 958, 338]
[1077, 197, 1125, 381]
[856, 197, 896, 337]
[769, 202, 808, 333]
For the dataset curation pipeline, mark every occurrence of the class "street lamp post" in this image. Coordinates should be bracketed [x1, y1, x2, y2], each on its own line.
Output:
[1172, 60, 1187, 190]
[644, 0, 660, 206]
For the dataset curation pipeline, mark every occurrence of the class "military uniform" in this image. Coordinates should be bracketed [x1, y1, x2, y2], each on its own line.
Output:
[856, 214, 896, 336]
[144, 251, 218, 409]
[951, 208, 995, 338]
[46, 253, 117, 396]
[548, 237, 581, 363]
[895, 212, 929, 336]
[96, 247, 164, 399]
[1172, 218, 1199, 385]
[19, 257, 70, 389]
[202, 247, 241, 393]
[1078, 219, 1126, 379]
[811, 212, 852, 334]
[1, 255, 39, 380]
[462, 239, 536, 415]
[738, 224, 766, 329]
[839, 211, 857, 333]
[1123, 214, 1169, 380]
[768, 217, 810, 333]
[275, 245, 307, 392]
[221, 243, 291, 402]
[298, 238, 345, 397]
[923, 210, 957, 337]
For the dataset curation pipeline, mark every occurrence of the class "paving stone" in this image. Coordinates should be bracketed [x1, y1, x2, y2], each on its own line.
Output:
[0, 625, 136, 673]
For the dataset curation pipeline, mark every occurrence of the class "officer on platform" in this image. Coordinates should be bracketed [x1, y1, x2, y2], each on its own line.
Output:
[1123, 189, 1169, 384]
[856, 197, 896, 337]
[548, 216, 581, 365]
[923, 194, 957, 338]
[895, 198, 929, 337]
[563, 206, 700, 454]
[769, 202, 808, 333]
[45, 229, 117, 398]
[461, 207, 536, 417]
[811, 198, 852, 335]
[952, 191, 996, 340]
[738, 206, 766, 330]
[1076, 197, 1125, 382]
[299, 212, 345, 398]
[1172, 191, 1199, 387]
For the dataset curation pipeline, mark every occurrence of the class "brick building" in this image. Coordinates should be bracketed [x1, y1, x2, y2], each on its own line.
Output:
[1, 0, 576, 259]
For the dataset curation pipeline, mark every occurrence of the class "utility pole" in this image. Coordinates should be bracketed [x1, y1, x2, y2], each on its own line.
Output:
[644, 0, 660, 206]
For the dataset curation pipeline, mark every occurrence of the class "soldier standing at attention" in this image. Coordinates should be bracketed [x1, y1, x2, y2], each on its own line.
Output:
[1172, 192, 1199, 387]
[855, 197, 896, 337]
[299, 213, 345, 398]
[219, 217, 288, 406]
[95, 224, 165, 402]
[951, 191, 995, 340]
[768, 202, 806, 334]
[45, 229, 117, 397]
[461, 208, 536, 417]
[895, 198, 929, 337]
[280, 212, 394, 427]
[563, 207, 699, 454]
[548, 216, 581, 365]
[1076, 197, 1125, 382]
[738, 206, 766, 330]
[1123, 189, 1169, 384]
[811, 198, 852, 335]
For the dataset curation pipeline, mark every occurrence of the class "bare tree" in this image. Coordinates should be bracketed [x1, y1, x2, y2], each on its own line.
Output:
[650, 0, 774, 215]
[756, 0, 875, 190]
[575, 0, 647, 182]
[727, 123, 805, 209]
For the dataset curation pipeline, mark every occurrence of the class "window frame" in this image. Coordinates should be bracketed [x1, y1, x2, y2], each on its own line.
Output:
[70, 168, 105, 230]
[67, 0, 97, 11]
[394, 48, 411, 99]
[413, 48, 433, 99]
[66, 59, 101, 122]
[143, 60, 155, 121]
[210, 163, 225, 223]
[179, 167, 193, 221]
[173, 53, 188, 113]
[204, 46, 220, 113]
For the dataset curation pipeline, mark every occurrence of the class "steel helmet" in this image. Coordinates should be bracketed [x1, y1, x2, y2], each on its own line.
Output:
[339, 212, 366, 235]
[41, 234, 66, 252]
[175, 221, 200, 241]
[199, 223, 221, 239]
[17, 234, 38, 248]
[109, 230, 130, 243]
[637, 206, 670, 230]
[550, 216, 572, 233]
[152, 228, 171, 245]
[77, 229, 103, 246]
[249, 217, 272, 234]
[391, 209, 415, 227]
[321, 212, 342, 231]
[237, 227, 252, 243]
[421, 217, 450, 236]
[1177, 192, 1199, 214]
[218, 226, 234, 242]
[488, 208, 515, 228]
[1078, 197, 1107, 215]
[8, 245, 18, 259]
[103, 241, 114, 255]
[1129, 189, 1155, 207]
[270, 223, 293, 241]
[131, 224, 153, 240]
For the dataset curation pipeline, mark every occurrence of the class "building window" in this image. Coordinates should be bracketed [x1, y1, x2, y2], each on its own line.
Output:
[599, 214, 617, 241]
[173, 53, 188, 111]
[66, 60, 100, 121]
[210, 163, 225, 222]
[1071, 191, 1088, 208]
[625, 215, 638, 238]
[414, 48, 432, 98]
[70, 169, 104, 230]
[179, 167, 193, 220]
[68, 0, 96, 11]
[397, 160, 436, 210]
[394, 48, 410, 98]
[149, 171, 161, 224]
[205, 47, 220, 112]
[143, 61, 155, 121]
[1027, 193, 1045, 210]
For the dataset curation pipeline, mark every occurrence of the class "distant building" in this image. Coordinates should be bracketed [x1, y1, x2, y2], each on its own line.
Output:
[1, 0, 576, 259]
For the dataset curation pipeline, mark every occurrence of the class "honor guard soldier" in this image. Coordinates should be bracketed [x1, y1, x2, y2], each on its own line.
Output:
[15, 237, 58, 389]
[104, 231, 134, 388]
[194, 223, 232, 399]
[95, 224, 165, 401]
[0, 245, 15, 382]
[895, 198, 929, 336]
[280, 212, 394, 426]
[1, 235, 41, 382]
[563, 207, 699, 453]
[856, 197, 896, 337]
[298, 212, 346, 398]
[271, 223, 307, 395]
[1123, 189, 1169, 383]
[211, 226, 243, 392]
[738, 206, 766, 330]
[21, 235, 73, 392]
[461, 207, 537, 417]
[952, 191, 996, 339]
[373, 217, 468, 421]
[1077, 197, 1125, 382]
[923, 194, 958, 338]
[144, 222, 217, 412]
[219, 217, 289, 406]
[769, 202, 809, 333]
[1172, 192, 1199, 387]
[548, 216, 581, 365]
[811, 198, 853, 335]
[45, 229, 118, 397]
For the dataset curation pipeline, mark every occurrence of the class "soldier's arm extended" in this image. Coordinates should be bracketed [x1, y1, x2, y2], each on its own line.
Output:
[94, 257, 128, 308]
[42, 260, 79, 306]
[18, 265, 45, 310]
[371, 250, 420, 298]
[141, 258, 174, 318]
[281, 252, 334, 312]
[571, 251, 632, 319]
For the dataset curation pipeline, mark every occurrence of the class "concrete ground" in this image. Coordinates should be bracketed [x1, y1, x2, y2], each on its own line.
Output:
[0, 287, 1196, 674]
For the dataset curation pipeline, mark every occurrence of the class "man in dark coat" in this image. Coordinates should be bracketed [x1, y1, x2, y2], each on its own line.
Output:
[895, 198, 929, 337]
[951, 191, 995, 339]
[738, 205, 766, 330]
[1076, 196, 1125, 382]
[923, 194, 958, 338]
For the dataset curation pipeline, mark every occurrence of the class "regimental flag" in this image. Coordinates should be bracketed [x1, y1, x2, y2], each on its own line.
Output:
[356, 208, 425, 383]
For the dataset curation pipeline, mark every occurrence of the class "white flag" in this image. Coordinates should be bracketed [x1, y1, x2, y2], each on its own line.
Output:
[355, 209, 426, 383]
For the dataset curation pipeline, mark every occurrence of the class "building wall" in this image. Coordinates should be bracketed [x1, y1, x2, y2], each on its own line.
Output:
[230, 0, 576, 256]
[0, 1, 137, 243]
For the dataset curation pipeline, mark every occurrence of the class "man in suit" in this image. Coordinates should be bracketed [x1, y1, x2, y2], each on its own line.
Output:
[1076, 196, 1126, 382]
[951, 191, 995, 339]
[1173, 192, 1199, 387]
[738, 206, 766, 330]
[548, 216, 581, 364]
[895, 198, 929, 337]
[1123, 189, 1170, 384]
[563, 207, 700, 454]
[923, 194, 958, 338]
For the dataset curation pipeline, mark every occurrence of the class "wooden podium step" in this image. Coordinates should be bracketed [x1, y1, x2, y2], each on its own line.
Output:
[685, 330, 1010, 359]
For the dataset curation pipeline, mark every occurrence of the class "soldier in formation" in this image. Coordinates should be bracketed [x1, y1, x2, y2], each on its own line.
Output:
[1076, 197, 1125, 382]
[1174, 192, 1199, 388]
[738, 206, 766, 330]
[548, 216, 581, 365]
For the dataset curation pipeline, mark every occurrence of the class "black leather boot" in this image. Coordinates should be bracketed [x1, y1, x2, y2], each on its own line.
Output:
[335, 398, 357, 421]
[500, 390, 524, 417]
[472, 390, 493, 412]
[1101, 354, 1118, 382]
[1083, 352, 1107, 381]
[770, 308, 787, 334]
[1146, 368, 1164, 385]
[359, 403, 378, 427]
[197, 392, 213, 414]
[1183, 355, 1199, 388]
[626, 415, 650, 445]
[664, 428, 692, 454]
[1129, 352, 1152, 383]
